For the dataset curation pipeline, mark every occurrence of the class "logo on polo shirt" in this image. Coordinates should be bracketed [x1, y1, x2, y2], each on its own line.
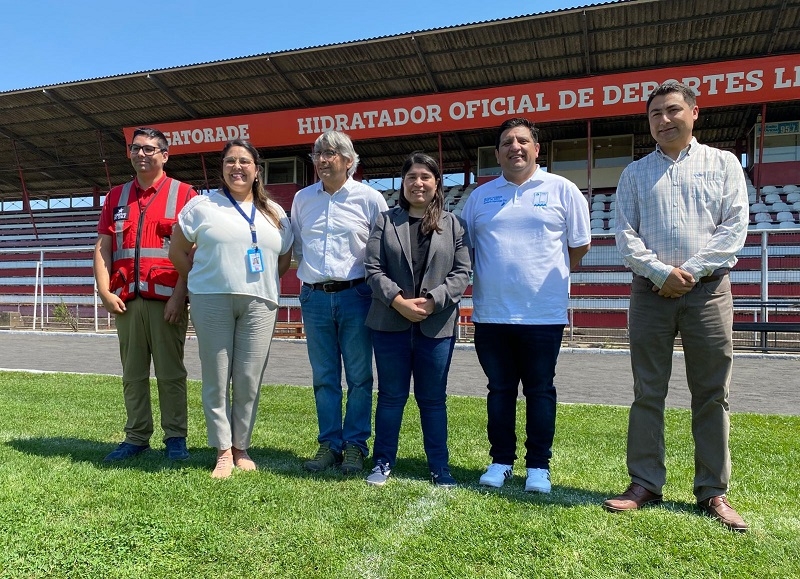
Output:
[483, 195, 504, 205]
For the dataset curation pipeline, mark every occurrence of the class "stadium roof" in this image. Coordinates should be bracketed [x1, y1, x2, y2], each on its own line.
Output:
[1, 0, 799, 200]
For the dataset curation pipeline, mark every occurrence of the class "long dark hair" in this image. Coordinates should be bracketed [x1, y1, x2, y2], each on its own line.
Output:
[220, 139, 282, 229]
[398, 152, 444, 235]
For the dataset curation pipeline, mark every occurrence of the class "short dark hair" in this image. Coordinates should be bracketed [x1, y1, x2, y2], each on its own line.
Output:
[646, 81, 697, 112]
[132, 127, 169, 152]
[495, 118, 539, 150]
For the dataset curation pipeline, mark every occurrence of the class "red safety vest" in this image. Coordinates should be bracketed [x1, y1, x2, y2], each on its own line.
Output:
[107, 177, 193, 302]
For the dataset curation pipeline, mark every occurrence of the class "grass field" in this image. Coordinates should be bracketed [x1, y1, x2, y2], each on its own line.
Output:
[0, 370, 798, 578]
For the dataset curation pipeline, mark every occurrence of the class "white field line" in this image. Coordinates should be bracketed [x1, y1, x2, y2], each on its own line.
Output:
[349, 491, 448, 579]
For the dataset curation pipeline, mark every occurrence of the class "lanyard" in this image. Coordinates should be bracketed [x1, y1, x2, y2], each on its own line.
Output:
[223, 188, 258, 248]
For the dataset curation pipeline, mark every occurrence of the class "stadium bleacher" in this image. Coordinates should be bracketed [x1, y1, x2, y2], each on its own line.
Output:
[0, 208, 98, 321]
[2, 179, 799, 338]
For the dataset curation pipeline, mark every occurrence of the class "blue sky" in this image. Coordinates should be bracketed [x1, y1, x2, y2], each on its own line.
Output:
[2, 0, 589, 92]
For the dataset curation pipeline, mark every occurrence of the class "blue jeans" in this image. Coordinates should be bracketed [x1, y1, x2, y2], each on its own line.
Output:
[299, 282, 374, 455]
[372, 325, 456, 471]
[474, 322, 564, 469]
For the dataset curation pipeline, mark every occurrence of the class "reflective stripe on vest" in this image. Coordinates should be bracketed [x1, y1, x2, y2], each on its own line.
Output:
[164, 179, 181, 219]
[114, 181, 134, 257]
[113, 247, 169, 261]
[116, 281, 173, 298]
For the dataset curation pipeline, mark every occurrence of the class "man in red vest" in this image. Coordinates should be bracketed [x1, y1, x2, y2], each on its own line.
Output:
[94, 127, 196, 462]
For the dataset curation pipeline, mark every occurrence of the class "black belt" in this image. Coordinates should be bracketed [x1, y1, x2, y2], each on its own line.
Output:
[699, 268, 730, 283]
[303, 278, 365, 293]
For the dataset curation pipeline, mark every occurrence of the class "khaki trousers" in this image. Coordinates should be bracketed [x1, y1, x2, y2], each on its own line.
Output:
[115, 296, 189, 445]
[627, 274, 733, 502]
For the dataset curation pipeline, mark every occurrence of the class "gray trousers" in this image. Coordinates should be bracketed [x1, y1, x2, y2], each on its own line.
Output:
[190, 293, 278, 451]
[627, 274, 733, 502]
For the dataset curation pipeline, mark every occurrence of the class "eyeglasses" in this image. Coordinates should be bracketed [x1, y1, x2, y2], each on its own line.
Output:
[310, 149, 339, 162]
[128, 144, 165, 156]
[223, 156, 255, 167]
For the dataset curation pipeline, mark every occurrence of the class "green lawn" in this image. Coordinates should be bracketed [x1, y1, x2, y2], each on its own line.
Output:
[0, 371, 797, 578]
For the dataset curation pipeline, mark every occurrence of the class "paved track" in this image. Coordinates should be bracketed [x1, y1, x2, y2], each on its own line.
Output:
[1, 331, 796, 415]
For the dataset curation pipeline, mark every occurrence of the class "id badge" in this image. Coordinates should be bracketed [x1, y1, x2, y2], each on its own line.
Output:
[247, 248, 264, 273]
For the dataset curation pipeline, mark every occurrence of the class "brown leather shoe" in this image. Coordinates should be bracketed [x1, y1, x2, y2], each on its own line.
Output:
[698, 495, 748, 532]
[603, 482, 663, 512]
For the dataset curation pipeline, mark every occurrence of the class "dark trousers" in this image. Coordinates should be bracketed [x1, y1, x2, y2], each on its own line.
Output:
[474, 322, 564, 469]
[372, 325, 456, 471]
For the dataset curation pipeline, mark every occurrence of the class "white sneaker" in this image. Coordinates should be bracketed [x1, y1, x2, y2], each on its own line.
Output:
[479, 463, 513, 488]
[525, 468, 551, 493]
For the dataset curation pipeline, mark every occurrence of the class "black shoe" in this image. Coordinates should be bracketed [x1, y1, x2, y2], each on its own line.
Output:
[104, 442, 149, 462]
[340, 443, 365, 475]
[164, 437, 189, 461]
[304, 442, 342, 472]
[431, 467, 457, 488]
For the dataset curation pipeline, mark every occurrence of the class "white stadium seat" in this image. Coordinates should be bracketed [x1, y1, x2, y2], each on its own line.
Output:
[763, 193, 782, 204]
[750, 202, 768, 213]
[776, 211, 795, 222]
[754, 212, 772, 223]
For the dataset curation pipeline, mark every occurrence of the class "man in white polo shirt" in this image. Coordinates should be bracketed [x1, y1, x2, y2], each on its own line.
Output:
[461, 118, 590, 493]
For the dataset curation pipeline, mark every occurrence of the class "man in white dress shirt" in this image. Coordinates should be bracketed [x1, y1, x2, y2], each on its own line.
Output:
[291, 130, 388, 475]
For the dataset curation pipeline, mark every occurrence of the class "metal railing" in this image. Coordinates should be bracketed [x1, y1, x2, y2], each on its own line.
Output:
[3, 230, 799, 349]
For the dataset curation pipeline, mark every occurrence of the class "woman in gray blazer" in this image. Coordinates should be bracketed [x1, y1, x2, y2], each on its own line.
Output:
[364, 152, 471, 488]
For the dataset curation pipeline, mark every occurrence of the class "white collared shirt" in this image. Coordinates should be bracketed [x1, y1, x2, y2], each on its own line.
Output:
[291, 177, 388, 284]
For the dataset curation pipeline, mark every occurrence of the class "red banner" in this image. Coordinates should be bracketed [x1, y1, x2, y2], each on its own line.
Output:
[124, 54, 800, 156]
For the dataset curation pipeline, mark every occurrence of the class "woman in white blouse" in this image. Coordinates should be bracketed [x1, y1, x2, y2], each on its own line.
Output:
[170, 140, 293, 478]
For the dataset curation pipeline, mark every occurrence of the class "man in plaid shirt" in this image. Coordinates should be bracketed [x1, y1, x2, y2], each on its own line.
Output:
[604, 81, 750, 532]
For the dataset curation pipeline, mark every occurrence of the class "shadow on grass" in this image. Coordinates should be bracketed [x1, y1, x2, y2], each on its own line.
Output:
[6, 437, 379, 479]
[5, 437, 698, 515]
[6, 436, 236, 473]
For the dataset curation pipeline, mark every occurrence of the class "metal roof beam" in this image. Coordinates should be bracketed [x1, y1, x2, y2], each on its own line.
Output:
[582, 10, 591, 76]
[409, 36, 471, 160]
[766, 0, 789, 54]
[0, 127, 105, 189]
[146, 74, 199, 119]
[266, 57, 310, 107]
[259, 10, 797, 77]
[411, 35, 440, 92]
[41, 89, 126, 147]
